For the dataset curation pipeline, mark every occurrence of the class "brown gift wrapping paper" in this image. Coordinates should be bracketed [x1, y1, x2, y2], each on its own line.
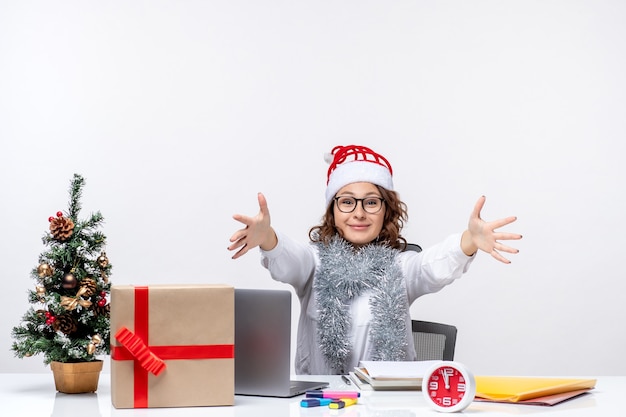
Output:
[110, 284, 234, 408]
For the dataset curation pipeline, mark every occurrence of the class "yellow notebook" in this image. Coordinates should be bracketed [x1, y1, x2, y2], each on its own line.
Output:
[475, 376, 596, 403]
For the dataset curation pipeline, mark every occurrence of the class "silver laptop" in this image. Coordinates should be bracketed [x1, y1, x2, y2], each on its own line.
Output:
[234, 288, 328, 397]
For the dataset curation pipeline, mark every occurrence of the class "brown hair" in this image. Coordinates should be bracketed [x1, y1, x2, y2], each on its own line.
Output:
[309, 185, 408, 250]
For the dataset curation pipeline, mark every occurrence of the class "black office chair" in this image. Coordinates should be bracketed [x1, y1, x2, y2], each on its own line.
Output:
[405, 243, 422, 253]
[411, 320, 457, 361]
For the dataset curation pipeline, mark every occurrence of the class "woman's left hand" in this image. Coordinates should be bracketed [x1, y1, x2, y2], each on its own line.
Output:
[462, 195, 522, 264]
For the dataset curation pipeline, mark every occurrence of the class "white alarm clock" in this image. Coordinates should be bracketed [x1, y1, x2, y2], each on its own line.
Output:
[422, 361, 476, 413]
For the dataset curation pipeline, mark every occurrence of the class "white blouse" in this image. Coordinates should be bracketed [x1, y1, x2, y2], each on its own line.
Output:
[260, 232, 475, 375]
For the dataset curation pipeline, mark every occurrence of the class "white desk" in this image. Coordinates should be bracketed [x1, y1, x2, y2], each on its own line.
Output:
[0, 373, 621, 416]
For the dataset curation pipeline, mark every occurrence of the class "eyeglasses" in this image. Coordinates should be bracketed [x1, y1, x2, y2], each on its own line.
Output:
[334, 196, 385, 214]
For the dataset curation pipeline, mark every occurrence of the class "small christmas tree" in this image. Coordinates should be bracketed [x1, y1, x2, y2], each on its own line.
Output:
[11, 174, 112, 364]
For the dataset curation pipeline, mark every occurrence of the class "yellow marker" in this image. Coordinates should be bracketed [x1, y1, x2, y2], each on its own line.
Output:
[329, 398, 358, 409]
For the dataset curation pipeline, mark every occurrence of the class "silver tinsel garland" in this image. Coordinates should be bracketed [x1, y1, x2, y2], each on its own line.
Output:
[314, 237, 410, 373]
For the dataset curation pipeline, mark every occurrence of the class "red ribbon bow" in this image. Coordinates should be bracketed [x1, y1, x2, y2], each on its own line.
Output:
[115, 326, 166, 376]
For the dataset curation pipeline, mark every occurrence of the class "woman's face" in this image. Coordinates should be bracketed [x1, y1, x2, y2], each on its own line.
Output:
[333, 182, 385, 246]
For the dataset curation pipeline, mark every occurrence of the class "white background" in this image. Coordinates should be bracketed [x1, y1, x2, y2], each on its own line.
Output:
[1, 1, 624, 377]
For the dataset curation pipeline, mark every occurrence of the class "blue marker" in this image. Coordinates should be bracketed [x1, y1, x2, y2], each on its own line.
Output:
[301, 398, 333, 407]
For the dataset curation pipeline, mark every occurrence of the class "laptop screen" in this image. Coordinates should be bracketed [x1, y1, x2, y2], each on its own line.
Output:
[234, 288, 328, 397]
[234, 288, 293, 395]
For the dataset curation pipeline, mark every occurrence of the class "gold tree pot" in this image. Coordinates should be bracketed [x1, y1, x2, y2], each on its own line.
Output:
[50, 360, 103, 394]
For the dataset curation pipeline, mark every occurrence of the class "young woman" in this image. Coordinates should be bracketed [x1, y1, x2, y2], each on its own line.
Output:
[228, 145, 521, 375]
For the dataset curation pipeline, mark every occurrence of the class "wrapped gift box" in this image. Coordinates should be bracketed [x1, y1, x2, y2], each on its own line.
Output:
[110, 284, 234, 408]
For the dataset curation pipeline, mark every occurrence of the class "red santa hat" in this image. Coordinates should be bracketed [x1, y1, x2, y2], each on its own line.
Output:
[324, 145, 394, 206]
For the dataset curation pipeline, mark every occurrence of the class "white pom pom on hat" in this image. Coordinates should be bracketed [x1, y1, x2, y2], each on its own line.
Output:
[324, 145, 394, 207]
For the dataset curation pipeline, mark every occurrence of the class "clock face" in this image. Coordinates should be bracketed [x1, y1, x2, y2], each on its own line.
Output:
[422, 362, 476, 413]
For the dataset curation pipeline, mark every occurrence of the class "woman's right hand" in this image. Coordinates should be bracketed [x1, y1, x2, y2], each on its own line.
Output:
[228, 192, 277, 259]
